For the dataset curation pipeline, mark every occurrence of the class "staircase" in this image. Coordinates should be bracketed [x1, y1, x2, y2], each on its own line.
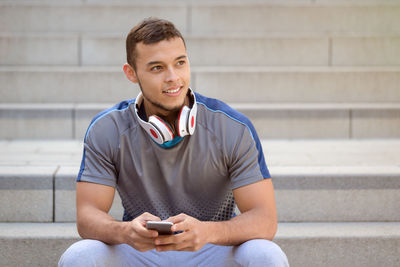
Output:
[1, 0, 400, 266]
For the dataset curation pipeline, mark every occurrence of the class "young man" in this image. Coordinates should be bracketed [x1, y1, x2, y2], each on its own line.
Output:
[59, 18, 289, 266]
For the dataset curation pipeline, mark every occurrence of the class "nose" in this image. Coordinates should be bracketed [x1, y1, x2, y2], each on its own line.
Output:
[165, 66, 179, 83]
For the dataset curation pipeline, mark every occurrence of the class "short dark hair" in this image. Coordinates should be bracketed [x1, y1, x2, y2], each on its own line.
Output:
[126, 17, 186, 69]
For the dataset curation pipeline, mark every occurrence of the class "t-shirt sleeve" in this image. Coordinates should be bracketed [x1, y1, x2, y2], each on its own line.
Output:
[77, 116, 118, 188]
[228, 121, 271, 190]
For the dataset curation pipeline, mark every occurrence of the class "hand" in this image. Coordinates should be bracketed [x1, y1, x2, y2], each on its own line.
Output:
[123, 212, 161, 252]
[154, 213, 209, 252]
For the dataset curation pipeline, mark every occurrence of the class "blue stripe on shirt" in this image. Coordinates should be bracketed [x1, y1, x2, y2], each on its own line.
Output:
[195, 93, 271, 179]
[77, 99, 135, 182]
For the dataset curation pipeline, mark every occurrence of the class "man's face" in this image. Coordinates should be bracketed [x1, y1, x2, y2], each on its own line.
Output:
[129, 37, 190, 117]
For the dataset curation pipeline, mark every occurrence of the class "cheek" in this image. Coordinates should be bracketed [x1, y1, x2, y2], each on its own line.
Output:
[140, 74, 162, 88]
[179, 68, 191, 83]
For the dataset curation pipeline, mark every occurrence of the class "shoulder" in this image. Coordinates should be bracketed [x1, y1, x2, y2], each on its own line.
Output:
[83, 99, 136, 160]
[195, 93, 270, 179]
[195, 93, 257, 141]
[84, 99, 136, 142]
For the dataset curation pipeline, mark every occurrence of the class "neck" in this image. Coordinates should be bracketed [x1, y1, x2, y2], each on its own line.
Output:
[143, 95, 190, 132]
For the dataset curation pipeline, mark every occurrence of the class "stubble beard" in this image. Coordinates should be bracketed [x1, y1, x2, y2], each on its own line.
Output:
[137, 80, 185, 114]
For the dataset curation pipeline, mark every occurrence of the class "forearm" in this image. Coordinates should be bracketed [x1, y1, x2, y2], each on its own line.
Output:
[205, 206, 277, 246]
[77, 205, 128, 245]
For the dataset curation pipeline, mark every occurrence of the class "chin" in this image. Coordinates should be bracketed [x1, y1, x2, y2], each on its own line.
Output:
[166, 102, 186, 113]
[165, 92, 188, 110]
[153, 100, 184, 114]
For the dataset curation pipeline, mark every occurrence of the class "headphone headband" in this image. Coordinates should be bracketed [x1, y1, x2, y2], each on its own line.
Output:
[134, 88, 197, 144]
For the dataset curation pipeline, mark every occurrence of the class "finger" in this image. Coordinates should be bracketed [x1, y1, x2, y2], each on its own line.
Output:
[134, 243, 157, 252]
[155, 244, 174, 252]
[138, 227, 159, 239]
[156, 239, 193, 252]
[154, 229, 203, 252]
[139, 212, 161, 224]
[173, 235, 203, 252]
[165, 213, 187, 224]
[171, 219, 191, 233]
[176, 247, 196, 252]
[155, 232, 185, 246]
[131, 220, 159, 238]
[174, 241, 193, 251]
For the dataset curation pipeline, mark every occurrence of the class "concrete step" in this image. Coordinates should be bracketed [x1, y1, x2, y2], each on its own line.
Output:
[0, 2, 187, 34]
[2, 33, 400, 66]
[273, 166, 400, 222]
[1, 1, 400, 35]
[1, 102, 400, 139]
[190, 3, 400, 36]
[0, 223, 79, 267]
[2, 139, 399, 167]
[1, 66, 399, 104]
[1, 140, 399, 222]
[276, 222, 400, 267]
[0, 222, 399, 267]
[52, 165, 400, 223]
[194, 66, 400, 104]
[0, 165, 124, 222]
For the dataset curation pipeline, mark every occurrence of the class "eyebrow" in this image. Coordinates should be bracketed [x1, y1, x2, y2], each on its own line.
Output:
[147, 55, 187, 66]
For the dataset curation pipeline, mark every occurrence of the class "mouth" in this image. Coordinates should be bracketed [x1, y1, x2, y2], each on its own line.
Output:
[163, 85, 183, 96]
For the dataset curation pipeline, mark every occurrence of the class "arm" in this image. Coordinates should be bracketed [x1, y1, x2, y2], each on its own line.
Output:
[155, 178, 277, 251]
[211, 178, 277, 244]
[76, 181, 161, 251]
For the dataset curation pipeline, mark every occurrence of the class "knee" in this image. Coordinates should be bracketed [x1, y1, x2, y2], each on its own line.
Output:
[58, 239, 110, 267]
[233, 239, 289, 267]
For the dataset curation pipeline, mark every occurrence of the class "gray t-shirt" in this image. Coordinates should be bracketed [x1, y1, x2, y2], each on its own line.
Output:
[77, 92, 270, 221]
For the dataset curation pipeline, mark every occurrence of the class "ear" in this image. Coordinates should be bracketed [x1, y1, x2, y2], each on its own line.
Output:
[123, 63, 138, 83]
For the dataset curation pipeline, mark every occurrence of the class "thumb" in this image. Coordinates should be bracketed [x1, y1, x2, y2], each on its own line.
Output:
[166, 213, 187, 224]
[166, 214, 191, 232]
[139, 212, 161, 225]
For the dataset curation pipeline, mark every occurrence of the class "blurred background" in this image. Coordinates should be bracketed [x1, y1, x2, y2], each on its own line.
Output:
[0, 0, 399, 266]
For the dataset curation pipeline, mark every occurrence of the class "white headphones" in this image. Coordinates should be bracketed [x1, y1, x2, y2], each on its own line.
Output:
[134, 88, 197, 145]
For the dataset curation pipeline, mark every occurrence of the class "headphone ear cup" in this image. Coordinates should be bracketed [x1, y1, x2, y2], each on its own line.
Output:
[138, 119, 165, 144]
[188, 101, 197, 135]
[148, 115, 174, 142]
[176, 106, 191, 137]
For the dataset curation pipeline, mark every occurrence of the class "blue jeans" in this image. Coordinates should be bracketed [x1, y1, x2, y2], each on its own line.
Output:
[59, 239, 289, 267]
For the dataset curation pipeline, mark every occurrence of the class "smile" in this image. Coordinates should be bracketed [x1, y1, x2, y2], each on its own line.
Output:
[165, 87, 180, 93]
[163, 86, 182, 94]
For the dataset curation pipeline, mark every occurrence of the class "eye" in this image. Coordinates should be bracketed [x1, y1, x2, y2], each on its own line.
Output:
[177, 60, 186, 66]
[150, 65, 162, 71]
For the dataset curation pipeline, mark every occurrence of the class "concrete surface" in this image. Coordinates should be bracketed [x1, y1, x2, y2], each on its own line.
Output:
[1, 0, 399, 265]
[0, 166, 56, 222]
[2, 34, 400, 67]
[0, 4, 187, 33]
[191, 5, 400, 35]
[1, 222, 399, 267]
[1, 140, 399, 222]
[55, 166, 124, 222]
[1, 66, 400, 103]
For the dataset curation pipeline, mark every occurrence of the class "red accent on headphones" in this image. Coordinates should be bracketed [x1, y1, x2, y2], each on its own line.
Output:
[134, 89, 197, 145]
[153, 116, 174, 139]
[150, 129, 158, 139]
